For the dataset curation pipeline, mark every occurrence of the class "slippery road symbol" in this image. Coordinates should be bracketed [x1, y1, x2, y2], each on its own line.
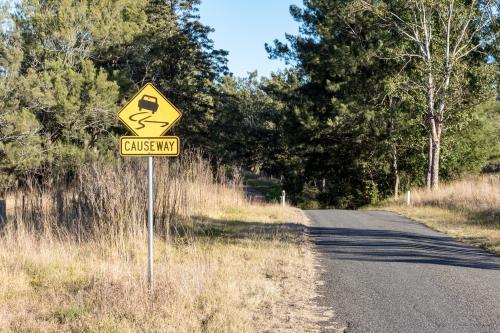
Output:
[129, 112, 169, 130]
[128, 94, 169, 130]
[117, 83, 181, 137]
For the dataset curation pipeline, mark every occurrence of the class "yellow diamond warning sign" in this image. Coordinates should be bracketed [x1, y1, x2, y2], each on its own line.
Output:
[120, 137, 179, 156]
[118, 83, 182, 137]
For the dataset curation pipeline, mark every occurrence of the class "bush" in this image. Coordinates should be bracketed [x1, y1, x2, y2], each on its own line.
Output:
[296, 184, 322, 209]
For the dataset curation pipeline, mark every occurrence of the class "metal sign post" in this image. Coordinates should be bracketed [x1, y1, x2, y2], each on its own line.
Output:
[147, 156, 154, 289]
[117, 83, 182, 291]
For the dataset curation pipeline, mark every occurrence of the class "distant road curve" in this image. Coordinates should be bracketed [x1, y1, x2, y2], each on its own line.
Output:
[306, 209, 500, 333]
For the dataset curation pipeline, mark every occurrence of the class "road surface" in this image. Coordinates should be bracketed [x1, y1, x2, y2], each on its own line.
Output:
[306, 209, 500, 333]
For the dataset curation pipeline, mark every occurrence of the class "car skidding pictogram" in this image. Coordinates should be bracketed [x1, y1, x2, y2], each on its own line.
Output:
[138, 95, 159, 113]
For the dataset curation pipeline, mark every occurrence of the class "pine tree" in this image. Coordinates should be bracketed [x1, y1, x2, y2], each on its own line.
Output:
[106, 0, 229, 147]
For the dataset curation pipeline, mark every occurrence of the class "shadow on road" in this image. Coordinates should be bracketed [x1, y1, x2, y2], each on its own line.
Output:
[307, 227, 500, 270]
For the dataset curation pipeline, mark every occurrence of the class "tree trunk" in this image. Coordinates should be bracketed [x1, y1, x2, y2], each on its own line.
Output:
[431, 128, 442, 189]
[426, 70, 435, 190]
[426, 134, 433, 190]
[391, 142, 400, 199]
[431, 139, 440, 188]
[389, 116, 400, 199]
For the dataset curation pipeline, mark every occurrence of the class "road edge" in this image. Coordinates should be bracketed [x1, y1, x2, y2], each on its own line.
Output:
[367, 206, 500, 256]
[299, 209, 347, 333]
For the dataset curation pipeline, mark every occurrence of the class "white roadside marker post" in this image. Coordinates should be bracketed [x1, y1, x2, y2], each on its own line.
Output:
[406, 191, 411, 206]
[281, 190, 286, 207]
[147, 156, 154, 290]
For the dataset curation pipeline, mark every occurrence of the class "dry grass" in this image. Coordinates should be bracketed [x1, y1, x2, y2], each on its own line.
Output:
[403, 174, 499, 214]
[0, 152, 326, 332]
[380, 174, 500, 254]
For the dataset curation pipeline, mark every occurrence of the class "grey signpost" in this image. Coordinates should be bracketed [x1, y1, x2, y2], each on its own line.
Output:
[148, 156, 154, 289]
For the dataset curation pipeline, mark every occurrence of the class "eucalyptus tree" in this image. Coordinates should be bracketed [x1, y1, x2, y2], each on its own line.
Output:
[354, 0, 498, 188]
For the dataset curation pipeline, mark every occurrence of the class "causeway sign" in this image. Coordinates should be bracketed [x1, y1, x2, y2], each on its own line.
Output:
[117, 83, 182, 138]
[117, 83, 181, 156]
[120, 137, 179, 156]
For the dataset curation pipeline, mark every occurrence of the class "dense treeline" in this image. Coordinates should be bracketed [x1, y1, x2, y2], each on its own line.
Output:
[261, 0, 500, 207]
[1, 0, 499, 208]
[0, 0, 228, 191]
[217, 0, 499, 208]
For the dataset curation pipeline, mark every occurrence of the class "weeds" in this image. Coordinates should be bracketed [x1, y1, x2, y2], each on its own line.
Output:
[380, 174, 500, 254]
[404, 174, 499, 218]
[3, 150, 245, 240]
[0, 151, 324, 332]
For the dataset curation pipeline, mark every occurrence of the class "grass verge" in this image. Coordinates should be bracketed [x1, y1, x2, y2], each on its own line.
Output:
[376, 175, 500, 254]
[0, 206, 323, 332]
[0, 154, 326, 332]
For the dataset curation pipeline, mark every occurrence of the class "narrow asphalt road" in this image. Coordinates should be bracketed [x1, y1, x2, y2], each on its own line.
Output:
[306, 210, 500, 333]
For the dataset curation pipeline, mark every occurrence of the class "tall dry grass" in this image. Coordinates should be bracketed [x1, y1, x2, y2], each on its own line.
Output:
[383, 174, 500, 254]
[0, 151, 326, 332]
[406, 174, 499, 216]
[3, 150, 245, 241]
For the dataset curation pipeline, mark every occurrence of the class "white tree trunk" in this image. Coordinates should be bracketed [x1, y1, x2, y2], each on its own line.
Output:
[427, 134, 433, 190]
[392, 142, 400, 199]
[431, 123, 442, 189]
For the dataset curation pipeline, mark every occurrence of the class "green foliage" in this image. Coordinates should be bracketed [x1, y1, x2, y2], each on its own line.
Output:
[0, 0, 141, 186]
[0, 0, 228, 190]
[0, 0, 497, 209]
[212, 72, 283, 172]
[296, 184, 321, 210]
[263, 0, 498, 207]
[21, 60, 120, 144]
[53, 306, 87, 324]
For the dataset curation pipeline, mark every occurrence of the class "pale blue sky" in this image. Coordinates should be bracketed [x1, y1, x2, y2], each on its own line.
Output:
[198, 0, 302, 78]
